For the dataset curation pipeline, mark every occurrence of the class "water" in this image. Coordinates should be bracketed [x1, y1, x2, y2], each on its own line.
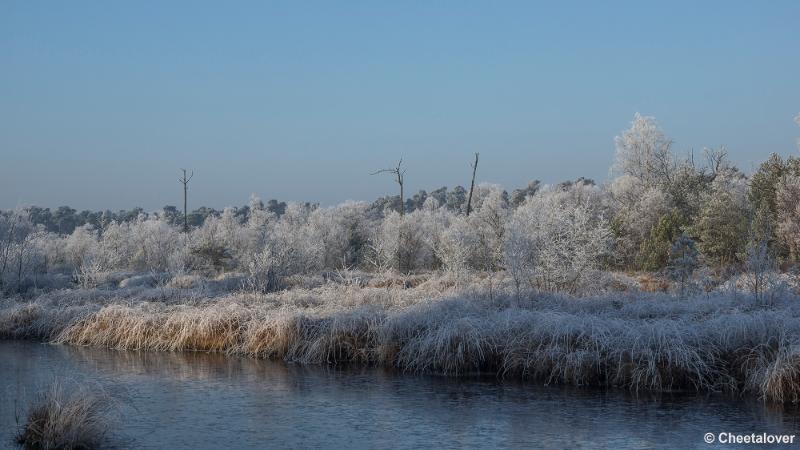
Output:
[1, 341, 798, 449]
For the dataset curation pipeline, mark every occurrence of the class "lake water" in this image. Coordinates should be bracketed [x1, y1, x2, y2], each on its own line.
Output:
[1, 340, 798, 449]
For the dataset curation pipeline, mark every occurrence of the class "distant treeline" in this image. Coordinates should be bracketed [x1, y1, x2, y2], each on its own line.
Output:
[16, 180, 564, 236]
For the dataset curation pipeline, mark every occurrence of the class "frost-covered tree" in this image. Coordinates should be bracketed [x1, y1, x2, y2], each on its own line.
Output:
[436, 215, 477, 273]
[405, 190, 428, 213]
[776, 174, 800, 262]
[636, 209, 683, 271]
[429, 187, 448, 207]
[611, 177, 672, 267]
[243, 194, 276, 256]
[466, 184, 509, 271]
[510, 180, 541, 208]
[613, 113, 676, 189]
[749, 154, 800, 259]
[503, 214, 537, 297]
[64, 224, 98, 269]
[691, 168, 750, 267]
[795, 113, 800, 148]
[743, 232, 780, 301]
[0, 209, 41, 291]
[446, 186, 467, 212]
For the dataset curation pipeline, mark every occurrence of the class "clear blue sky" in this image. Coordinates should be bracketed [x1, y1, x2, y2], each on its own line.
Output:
[1, 1, 798, 211]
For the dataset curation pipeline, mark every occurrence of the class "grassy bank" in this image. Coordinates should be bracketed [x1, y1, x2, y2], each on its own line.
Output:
[2, 273, 800, 404]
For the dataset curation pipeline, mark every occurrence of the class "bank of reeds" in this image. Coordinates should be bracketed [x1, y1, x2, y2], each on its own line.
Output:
[2, 274, 800, 404]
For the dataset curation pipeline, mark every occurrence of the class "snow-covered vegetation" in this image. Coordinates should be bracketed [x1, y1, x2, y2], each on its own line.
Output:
[2, 113, 800, 402]
[2, 273, 800, 403]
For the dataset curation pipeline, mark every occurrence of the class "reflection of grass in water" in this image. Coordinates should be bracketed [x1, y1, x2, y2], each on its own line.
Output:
[15, 380, 115, 450]
[2, 275, 800, 403]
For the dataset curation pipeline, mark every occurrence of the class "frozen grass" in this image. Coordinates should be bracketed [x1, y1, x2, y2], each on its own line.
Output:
[15, 381, 114, 450]
[2, 272, 800, 403]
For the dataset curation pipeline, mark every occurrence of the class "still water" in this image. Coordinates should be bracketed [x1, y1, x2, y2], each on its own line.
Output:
[1, 340, 798, 449]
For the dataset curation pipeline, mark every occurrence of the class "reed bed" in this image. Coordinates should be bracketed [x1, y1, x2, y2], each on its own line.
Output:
[2, 274, 800, 403]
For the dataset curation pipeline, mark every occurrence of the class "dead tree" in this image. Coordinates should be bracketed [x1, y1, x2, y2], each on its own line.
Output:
[704, 146, 728, 178]
[466, 152, 479, 216]
[372, 159, 406, 216]
[179, 169, 194, 233]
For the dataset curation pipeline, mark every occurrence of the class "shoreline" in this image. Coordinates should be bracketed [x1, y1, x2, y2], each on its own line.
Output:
[3, 278, 799, 404]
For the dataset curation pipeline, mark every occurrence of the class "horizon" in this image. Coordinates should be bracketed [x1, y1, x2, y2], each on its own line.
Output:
[2, 1, 799, 211]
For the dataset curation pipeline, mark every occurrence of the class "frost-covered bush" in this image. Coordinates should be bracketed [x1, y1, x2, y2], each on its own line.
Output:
[370, 210, 438, 273]
[308, 201, 374, 270]
[245, 246, 294, 292]
[504, 187, 613, 295]
[436, 215, 479, 273]
[267, 203, 322, 275]
[743, 236, 782, 302]
[64, 225, 97, 269]
[466, 184, 509, 271]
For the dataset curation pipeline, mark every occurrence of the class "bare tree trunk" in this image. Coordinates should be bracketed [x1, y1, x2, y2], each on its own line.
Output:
[466, 153, 479, 216]
[399, 174, 404, 217]
[179, 169, 194, 233]
[372, 159, 407, 272]
[371, 159, 406, 216]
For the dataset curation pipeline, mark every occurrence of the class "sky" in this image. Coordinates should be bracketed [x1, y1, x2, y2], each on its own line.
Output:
[1, 1, 799, 211]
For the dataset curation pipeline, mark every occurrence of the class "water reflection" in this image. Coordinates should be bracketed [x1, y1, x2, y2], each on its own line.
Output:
[1, 341, 798, 449]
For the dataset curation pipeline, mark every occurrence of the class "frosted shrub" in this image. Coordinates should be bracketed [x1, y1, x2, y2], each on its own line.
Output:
[64, 225, 98, 269]
[97, 221, 134, 270]
[503, 217, 536, 297]
[75, 258, 105, 289]
[308, 201, 373, 270]
[243, 194, 277, 255]
[505, 189, 613, 294]
[190, 208, 249, 269]
[268, 203, 322, 274]
[370, 211, 437, 273]
[245, 246, 293, 292]
[466, 186, 508, 271]
[744, 236, 782, 302]
[129, 216, 183, 272]
[436, 216, 479, 273]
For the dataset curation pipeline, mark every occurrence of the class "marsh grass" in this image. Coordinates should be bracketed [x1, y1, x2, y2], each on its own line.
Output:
[15, 381, 114, 450]
[2, 273, 800, 404]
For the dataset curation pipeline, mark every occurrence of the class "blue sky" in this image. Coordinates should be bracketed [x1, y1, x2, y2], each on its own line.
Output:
[1, 1, 798, 211]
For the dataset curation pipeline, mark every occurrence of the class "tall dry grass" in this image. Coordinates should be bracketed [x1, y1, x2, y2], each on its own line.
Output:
[2, 272, 800, 403]
[15, 381, 114, 450]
